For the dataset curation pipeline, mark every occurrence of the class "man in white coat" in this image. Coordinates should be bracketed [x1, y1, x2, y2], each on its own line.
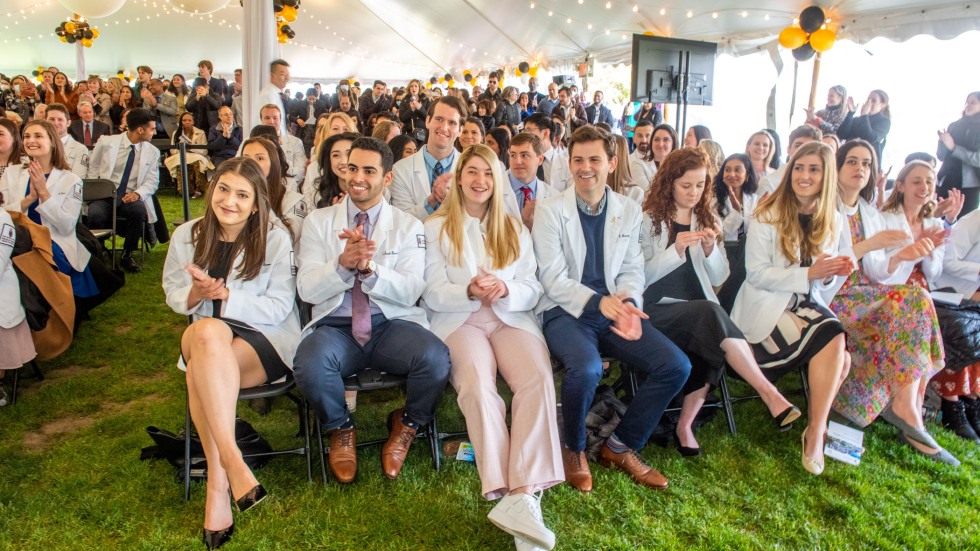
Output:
[523, 113, 572, 192]
[389, 96, 467, 220]
[293, 137, 450, 484]
[86, 108, 161, 272]
[258, 104, 307, 185]
[532, 125, 690, 493]
[506, 132, 556, 229]
[45, 103, 89, 177]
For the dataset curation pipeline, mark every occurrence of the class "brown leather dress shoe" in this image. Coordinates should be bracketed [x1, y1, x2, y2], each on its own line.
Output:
[599, 443, 669, 489]
[381, 409, 417, 479]
[561, 448, 593, 493]
[329, 427, 357, 483]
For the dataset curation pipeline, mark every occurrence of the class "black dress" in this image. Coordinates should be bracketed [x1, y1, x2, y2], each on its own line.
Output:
[184, 241, 290, 382]
[643, 221, 744, 394]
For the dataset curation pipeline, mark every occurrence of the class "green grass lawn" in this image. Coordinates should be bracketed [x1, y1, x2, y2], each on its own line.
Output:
[1, 194, 979, 550]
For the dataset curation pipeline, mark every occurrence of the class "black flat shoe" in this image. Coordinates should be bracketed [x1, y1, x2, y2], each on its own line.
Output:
[234, 484, 267, 512]
[773, 405, 802, 432]
[202, 523, 234, 550]
[673, 432, 703, 457]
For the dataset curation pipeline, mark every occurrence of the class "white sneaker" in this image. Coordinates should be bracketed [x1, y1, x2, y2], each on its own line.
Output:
[514, 536, 546, 551]
[488, 492, 555, 550]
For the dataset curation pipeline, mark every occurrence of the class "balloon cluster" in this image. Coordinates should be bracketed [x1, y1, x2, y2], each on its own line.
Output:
[30, 66, 44, 82]
[55, 13, 100, 48]
[116, 69, 133, 83]
[514, 62, 539, 78]
[275, 0, 300, 44]
[778, 6, 837, 61]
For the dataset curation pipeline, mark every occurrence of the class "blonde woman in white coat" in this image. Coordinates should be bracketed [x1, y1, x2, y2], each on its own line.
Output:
[0, 204, 36, 404]
[730, 142, 855, 476]
[641, 148, 801, 456]
[423, 144, 561, 551]
[162, 158, 300, 550]
[0, 120, 96, 297]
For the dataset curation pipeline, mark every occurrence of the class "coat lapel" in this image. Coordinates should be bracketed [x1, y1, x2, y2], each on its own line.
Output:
[561, 189, 585, 276]
[603, 190, 625, 285]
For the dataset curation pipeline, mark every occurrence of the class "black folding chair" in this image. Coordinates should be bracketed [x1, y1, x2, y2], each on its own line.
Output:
[81, 178, 118, 268]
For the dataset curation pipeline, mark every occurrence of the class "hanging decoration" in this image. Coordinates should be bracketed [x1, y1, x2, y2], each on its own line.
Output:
[55, 14, 100, 48]
[777, 5, 837, 60]
[31, 66, 45, 82]
[116, 69, 132, 83]
[463, 70, 472, 83]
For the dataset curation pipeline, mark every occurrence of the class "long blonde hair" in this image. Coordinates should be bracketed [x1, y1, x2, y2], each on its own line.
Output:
[313, 112, 358, 157]
[607, 134, 637, 195]
[755, 141, 839, 264]
[428, 144, 521, 270]
[880, 160, 936, 220]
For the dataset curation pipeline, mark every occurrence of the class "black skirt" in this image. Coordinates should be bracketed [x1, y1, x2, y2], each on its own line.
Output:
[645, 300, 743, 394]
[751, 296, 844, 381]
[181, 318, 290, 384]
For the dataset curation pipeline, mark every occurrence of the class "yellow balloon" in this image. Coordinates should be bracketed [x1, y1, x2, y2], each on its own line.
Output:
[64, 21, 76, 33]
[59, 35, 68, 42]
[778, 26, 808, 50]
[448, 80, 455, 87]
[643, 31, 654, 36]
[281, 6, 297, 22]
[92, 28, 99, 39]
[515, 68, 522, 76]
[278, 34, 288, 44]
[809, 28, 836, 52]
[438, 77, 445, 83]
[82, 38, 93, 47]
[425, 82, 432, 89]
[528, 66, 539, 77]
[36, 74, 43, 82]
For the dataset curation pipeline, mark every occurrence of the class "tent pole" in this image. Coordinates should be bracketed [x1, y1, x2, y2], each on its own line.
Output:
[808, 53, 822, 113]
[789, 61, 799, 129]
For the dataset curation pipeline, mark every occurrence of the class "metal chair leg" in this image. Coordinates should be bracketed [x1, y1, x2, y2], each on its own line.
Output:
[301, 397, 312, 482]
[800, 365, 811, 403]
[719, 372, 737, 435]
[428, 416, 441, 471]
[315, 417, 328, 484]
[183, 397, 193, 501]
[10, 367, 19, 406]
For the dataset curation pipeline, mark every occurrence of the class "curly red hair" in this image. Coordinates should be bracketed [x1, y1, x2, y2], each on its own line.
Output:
[642, 147, 717, 242]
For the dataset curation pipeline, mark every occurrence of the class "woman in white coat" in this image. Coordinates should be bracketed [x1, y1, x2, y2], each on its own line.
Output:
[827, 141, 954, 464]
[711, 153, 760, 312]
[730, 141, 854, 476]
[0, 120, 96, 298]
[641, 148, 800, 456]
[423, 144, 562, 551]
[241, 137, 308, 251]
[0, 202, 36, 405]
[162, 157, 300, 550]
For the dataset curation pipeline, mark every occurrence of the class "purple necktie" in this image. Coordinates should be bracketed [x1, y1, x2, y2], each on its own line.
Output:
[351, 212, 371, 347]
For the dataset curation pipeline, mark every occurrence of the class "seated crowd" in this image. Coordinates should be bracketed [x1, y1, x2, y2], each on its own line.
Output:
[2, 60, 980, 551]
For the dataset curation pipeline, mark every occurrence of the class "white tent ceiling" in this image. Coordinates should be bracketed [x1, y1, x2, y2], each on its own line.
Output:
[2, 0, 978, 81]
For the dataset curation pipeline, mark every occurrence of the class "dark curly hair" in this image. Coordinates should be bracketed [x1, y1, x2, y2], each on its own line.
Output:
[642, 147, 718, 243]
[712, 153, 757, 219]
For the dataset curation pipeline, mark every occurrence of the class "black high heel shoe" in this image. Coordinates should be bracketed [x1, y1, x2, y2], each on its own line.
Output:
[202, 523, 234, 550]
[673, 431, 703, 457]
[234, 484, 267, 513]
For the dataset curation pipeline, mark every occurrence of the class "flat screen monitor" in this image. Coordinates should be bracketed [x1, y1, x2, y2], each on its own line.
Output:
[630, 35, 717, 105]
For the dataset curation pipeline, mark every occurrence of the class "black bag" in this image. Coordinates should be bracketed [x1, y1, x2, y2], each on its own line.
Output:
[140, 419, 273, 479]
[12, 223, 52, 331]
[584, 385, 627, 462]
[935, 299, 980, 372]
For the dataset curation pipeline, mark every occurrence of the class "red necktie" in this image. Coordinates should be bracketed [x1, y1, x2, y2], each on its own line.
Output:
[84, 124, 92, 146]
[351, 212, 372, 347]
[521, 186, 532, 206]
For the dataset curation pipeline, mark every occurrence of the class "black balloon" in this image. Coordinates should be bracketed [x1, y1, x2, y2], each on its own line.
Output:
[430, 77, 438, 84]
[83, 29, 93, 39]
[799, 6, 825, 33]
[793, 42, 816, 61]
[463, 74, 472, 82]
[444, 73, 452, 81]
[282, 0, 297, 6]
[518, 61, 530, 73]
[273, 1, 284, 12]
[65, 34, 76, 43]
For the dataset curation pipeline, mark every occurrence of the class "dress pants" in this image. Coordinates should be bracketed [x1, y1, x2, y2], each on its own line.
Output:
[543, 307, 691, 452]
[293, 313, 451, 431]
[86, 198, 148, 254]
[444, 306, 564, 500]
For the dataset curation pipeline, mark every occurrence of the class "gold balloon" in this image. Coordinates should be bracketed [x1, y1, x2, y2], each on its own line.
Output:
[809, 28, 836, 52]
[92, 28, 99, 38]
[528, 66, 539, 77]
[515, 68, 522, 76]
[82, 38, 93, 47]
[778, 26, 808, 50]
[447, 80, 455, 87]
[278, 34, 288, 44]
[59, 35, 68, 42]
[64, 21, 76, 33]
[281, 6, 297, 22]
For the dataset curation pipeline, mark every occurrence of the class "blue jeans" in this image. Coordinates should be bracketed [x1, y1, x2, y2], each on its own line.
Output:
[293, 314, 451, 431]
[543, 308, 691, 452]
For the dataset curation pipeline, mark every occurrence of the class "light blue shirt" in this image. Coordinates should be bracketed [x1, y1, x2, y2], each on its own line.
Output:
[507, 171, 538, 211]
[422, 145, 457, 215]
[330, 199, 384, 318]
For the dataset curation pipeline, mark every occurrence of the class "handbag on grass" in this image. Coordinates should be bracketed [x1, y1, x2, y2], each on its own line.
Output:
[140, 419, 273, 479]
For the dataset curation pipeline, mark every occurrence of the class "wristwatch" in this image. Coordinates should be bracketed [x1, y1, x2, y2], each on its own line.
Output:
[358, 260, 376, 276]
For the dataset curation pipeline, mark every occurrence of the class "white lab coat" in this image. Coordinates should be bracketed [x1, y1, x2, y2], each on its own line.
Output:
[1, 167, 90, 272]
[297, 196, 429, 334]
[86, 134, 161, 224]
[730, 210, 851, 343]
[282, 134, 307, 184]
[544, 147, 573, 192]
[640, 213, 729, 304]
[756, 165, 786, 197]
[422, 213, 544, 342]
[256, 83, 288, 136]
[880, 210, 946, 288]
[62, 135, 90, 177]
[390, 148, 460, 220]
[715, 192, 759, 242]
[937, 209, 980, 297]
[163, 220, 301, 369]
[502, 172, 556, 222]
[532, 186, 646, 316]
[271, 189, 309, 253]
[0, 209, 24, 328]
[628, 150, 656, 194]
